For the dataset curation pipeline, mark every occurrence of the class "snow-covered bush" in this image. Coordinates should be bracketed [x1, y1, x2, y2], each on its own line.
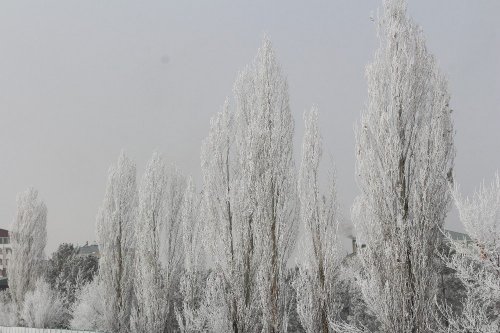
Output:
[436, 173, 500, 332]
[70, 278, 106, 331]
[0, 290, 16, 326]
[21, 278, 66, 328]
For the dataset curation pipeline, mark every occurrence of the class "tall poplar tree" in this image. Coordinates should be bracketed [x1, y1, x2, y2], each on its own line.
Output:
[9, 188, 47, 323]
[202, 37, 298, 333]
[294, 107, 342, 333]
[350, 0, 455, 332]
[132, 152, 186, 333]
[96, 152, 138, 333]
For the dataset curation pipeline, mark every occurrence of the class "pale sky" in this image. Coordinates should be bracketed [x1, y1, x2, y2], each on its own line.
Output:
[0, 1, 499, 254]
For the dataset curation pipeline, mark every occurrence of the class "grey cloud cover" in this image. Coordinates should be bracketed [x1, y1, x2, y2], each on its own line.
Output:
[0, 0, 498, 254]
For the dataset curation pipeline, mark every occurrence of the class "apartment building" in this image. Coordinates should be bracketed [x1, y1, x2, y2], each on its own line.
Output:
[0, 229, 11, 278]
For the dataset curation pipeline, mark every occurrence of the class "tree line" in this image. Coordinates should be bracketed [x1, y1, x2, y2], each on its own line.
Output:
[1, 1, 498, 332]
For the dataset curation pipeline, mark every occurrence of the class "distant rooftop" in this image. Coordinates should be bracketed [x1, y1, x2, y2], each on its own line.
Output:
[444, 229, 472, 242]
[0, 229, 9, 238]
[77, 243, 99, 256]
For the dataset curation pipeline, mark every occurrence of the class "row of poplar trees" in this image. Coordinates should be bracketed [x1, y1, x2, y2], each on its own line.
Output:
[7, 0, 499, 332]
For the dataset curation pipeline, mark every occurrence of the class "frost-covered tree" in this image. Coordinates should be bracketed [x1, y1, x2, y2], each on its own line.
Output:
[9, 188, 47, 323]
[202, 98, 261, 333]
[71, 278, 106, 331]
[236, 36, 298, 333]
[45, 243, 98, 307]
[131, 152, 186, 333]
[21, 278, 66, 329]
[294, 107, 342, 333]
[175, 178, 207, 332]
[96, 152, 138, 333]
[349, 0, 455, 332]
[334, 266, 379, 333]
[436, 173, 500, 333]
[46, 243, 76, 287]
[202, 37, 297, 333]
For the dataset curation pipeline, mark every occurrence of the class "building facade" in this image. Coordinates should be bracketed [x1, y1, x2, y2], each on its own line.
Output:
[0, 229, 11, 278]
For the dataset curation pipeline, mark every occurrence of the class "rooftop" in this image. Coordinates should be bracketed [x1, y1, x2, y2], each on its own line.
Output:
[0, 229, 9, 238]
[77, 243, 99, 256]
[444, 229, 472, 242]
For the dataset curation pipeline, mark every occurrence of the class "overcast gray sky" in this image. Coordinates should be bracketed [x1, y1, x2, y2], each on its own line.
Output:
[0, 1, 499, 254]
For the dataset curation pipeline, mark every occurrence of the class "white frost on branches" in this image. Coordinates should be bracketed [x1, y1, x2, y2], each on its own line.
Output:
[0, 291, 16, 326]
[21, 278, 66, 329]
[350, 0, 455, 332]
[96, 151, 138, 333]
[436, 173, 500, 333]
[201, 36, 297, 333]
[70, 278, 106, 331]
[294, 107, 342, 333]
[9, 188, 47, 323]
[201, 97, 261, 332]
[236, 36, 298, 333]
[175, 178, 207, 332]
[131, 152, 186, 333]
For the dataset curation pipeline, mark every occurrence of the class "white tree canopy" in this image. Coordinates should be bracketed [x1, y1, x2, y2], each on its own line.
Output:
[436, 173, 500, 333]
[202, 36, 298, 333]
[236, 36, 298, 333]
[175, 178, 207, 333]
[21, 278, 66, 329]
[295, 107, 342, 333]
[71, 278, 106, 332]
[350, 0, 455, 332]
[96, 151, 138, 333]
[132, 152, 186, 333]
[9, 188, 47, 323]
